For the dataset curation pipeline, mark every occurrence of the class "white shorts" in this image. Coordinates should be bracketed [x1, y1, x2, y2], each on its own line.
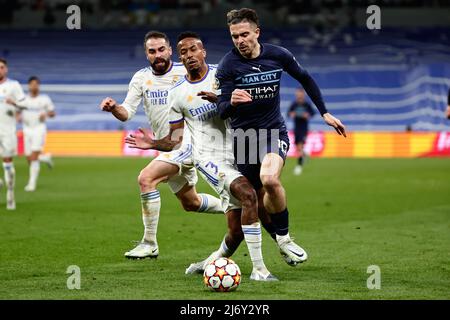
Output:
[23, 127, 46, 156]
[195, 159, 242, 212]
[0, 131, 17, 158]
[153, 143, 198, 194]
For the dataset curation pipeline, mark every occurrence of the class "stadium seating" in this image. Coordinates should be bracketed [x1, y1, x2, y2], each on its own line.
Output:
[1, 28, 449, 132]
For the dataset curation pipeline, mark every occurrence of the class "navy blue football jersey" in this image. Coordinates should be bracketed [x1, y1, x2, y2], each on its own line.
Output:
[216, 43, 328, 133]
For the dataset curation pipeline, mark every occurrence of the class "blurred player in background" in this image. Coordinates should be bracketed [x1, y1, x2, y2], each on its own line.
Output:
[15, 76, 55, 192]
[0, 58, 26, 210]
[100, 31, 223, 259]
[288, 88, 315, 175]
[216, 8, 346, 266]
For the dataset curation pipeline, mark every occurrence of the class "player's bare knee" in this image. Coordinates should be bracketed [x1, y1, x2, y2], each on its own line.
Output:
[239, 187, 257, 208]
[138, 169, 157, 190]
[261, 175, 281, 194]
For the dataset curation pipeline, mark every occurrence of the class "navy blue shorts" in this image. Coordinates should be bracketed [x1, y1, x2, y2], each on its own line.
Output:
[233, 130, 290, 190]
[294, 122, 308, 144]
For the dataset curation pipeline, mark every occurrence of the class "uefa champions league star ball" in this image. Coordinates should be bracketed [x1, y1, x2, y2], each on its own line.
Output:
[203, 258, 241, 292]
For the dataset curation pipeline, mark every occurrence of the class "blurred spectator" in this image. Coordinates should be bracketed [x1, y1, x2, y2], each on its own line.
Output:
[288, 88, 316, 176]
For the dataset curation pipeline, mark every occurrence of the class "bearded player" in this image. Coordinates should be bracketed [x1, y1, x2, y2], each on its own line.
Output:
[100, 31, 224, 259]
[126, 32, 277, 281]
[0, 58, 27, 210]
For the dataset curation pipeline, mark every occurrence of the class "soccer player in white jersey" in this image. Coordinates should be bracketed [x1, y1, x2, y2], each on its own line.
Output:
[0, 58, 26, 210]
[100, 31, 223, 259]
[126, 32, 277, 281]
[13, 76, 55, 192]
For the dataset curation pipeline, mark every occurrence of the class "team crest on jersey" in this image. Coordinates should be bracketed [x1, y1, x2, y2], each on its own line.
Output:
[172, 76, 180, 84]
[187, 95, 194, 102]
[218, 172, 225, 179]
[213, 77, 220, 90]
[146, 80, 153, 86]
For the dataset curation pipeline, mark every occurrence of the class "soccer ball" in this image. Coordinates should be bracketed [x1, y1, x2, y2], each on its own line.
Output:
[203, 258, 241, 292]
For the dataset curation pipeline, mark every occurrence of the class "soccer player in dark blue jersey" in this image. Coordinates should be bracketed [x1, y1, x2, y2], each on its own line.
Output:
[288, 88, 316, 176]
[216, 8, 346, 266]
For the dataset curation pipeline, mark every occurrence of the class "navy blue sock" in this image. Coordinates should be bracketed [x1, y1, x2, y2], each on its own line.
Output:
[298, 156, 304, 166]
[261, 221, 277, 240]
[270, 208, 289, 236]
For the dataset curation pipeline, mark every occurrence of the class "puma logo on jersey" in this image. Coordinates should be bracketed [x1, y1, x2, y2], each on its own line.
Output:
[252, 65, 262, 72]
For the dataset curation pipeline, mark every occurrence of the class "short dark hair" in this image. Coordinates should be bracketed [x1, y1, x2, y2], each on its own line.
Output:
[28, 76, 40, 83]
[226, 8, 259, 27]
[177, 31, 201, 44]
[0, 58, 7, 65]
[143, 31, 170, 49]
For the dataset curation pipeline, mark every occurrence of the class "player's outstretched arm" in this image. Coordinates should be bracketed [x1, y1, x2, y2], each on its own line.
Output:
[100, 97, 129, 122]
[323, 113, 347, 137]
[125, 122, 184, 152]
[197, 91, 218, 103]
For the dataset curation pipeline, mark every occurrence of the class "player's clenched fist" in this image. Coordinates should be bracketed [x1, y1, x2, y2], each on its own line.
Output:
[100, 97, 117, 112]
[231, 89, 252, 106]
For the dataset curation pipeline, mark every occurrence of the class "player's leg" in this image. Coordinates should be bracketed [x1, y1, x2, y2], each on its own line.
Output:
[1, 133, 17, 210]
[125, 153, 223, 259]
[171, 166, 223, 214]
[2, 157, 15, 210]
[185, 209, 243, 274]
[25, 151, 40, 192]
[38, 153, 53, 169]
[256, 188, 277, 240]
[260, 152, 307, 265]
[294, 141, 304, 176]
[124, 159, 179, 259]
[229, 176, 277, 281]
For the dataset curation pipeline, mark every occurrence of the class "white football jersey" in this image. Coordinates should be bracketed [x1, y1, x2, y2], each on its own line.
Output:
[168, 65, 233, 162]
[22, 94, 55, 128]
[0, 78, 26, 133]
[121, 62, 187, 139]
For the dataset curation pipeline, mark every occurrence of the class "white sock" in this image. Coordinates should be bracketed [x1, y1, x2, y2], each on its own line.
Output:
[197, 193, 223, 213]
[28, 160, 40, 187]
[38, 153, 51, 164]
[242, 222, 269, 275]
[140, 190, 161, 245]
[3, 162, 15, 191]
[201, 235, 234, 268]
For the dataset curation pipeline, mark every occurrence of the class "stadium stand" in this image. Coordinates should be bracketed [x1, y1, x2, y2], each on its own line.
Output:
[1, 26, 449, 132]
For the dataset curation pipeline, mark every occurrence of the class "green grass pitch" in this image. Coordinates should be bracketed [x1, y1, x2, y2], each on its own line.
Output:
[0, 157, 449, 299]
